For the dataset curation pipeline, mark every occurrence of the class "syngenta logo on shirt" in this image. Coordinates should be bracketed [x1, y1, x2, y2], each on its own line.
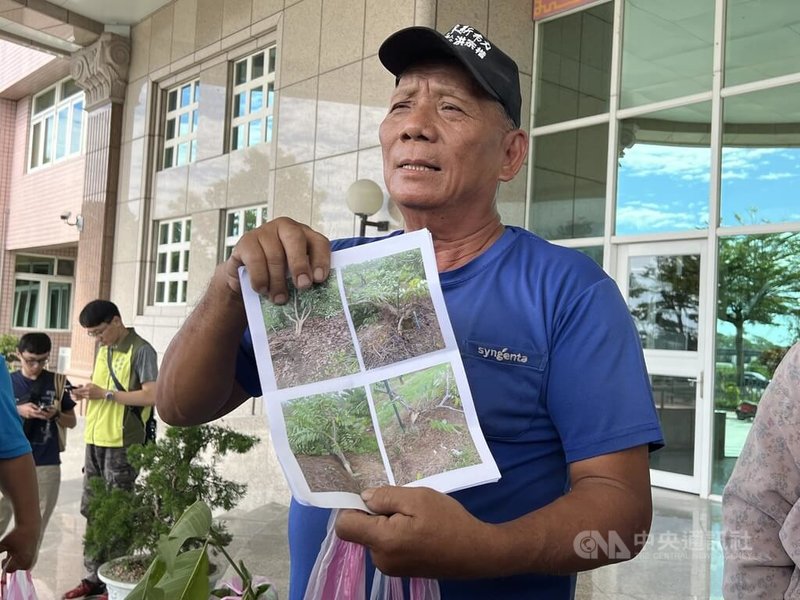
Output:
[477, 345, 529, 364]
[466, 340, 546, 370]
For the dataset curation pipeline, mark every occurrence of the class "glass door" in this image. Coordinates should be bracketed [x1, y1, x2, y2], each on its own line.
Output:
[616, 240, 707, 493]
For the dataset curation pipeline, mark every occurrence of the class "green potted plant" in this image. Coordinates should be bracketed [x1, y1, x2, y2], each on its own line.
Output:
[84, 423, 259, 599]
[128, 500, 277, 600]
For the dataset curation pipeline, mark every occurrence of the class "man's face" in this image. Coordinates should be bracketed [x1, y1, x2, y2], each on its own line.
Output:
[379, 61, 514, 215]
[85, 316, 121, 346]
[19, 351, 48, 379]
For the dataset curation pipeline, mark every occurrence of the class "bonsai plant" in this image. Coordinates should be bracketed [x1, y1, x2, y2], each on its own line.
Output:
[84, 423, 259, 596]
[128, 500, 277, 600]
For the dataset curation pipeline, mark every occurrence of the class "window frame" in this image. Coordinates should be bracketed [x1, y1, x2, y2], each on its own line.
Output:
[162, 79, 201, 170]
[12, 254, 75, 331]
[222, 204, 269, 261]
[154, 218, 192, 305]
[28, 77, 85, 171]
[229, 46, 277, 152]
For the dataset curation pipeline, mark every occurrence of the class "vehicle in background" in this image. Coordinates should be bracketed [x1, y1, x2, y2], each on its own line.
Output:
[735, 371, 771, 420]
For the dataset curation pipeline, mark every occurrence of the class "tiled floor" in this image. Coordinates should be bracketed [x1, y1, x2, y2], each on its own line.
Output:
[25, 418, 723, 599]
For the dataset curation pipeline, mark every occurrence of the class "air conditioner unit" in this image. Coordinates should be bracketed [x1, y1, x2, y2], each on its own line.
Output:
[57, 347, 71, 374]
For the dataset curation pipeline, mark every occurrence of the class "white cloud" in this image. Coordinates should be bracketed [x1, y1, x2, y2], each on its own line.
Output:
[616, 201, 703, 231]
[621, 145, 710, 181]
[621, 145, 796, 184]
[759, 172, 796, 180]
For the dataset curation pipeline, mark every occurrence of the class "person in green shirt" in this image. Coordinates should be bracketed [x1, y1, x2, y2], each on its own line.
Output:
[63, 300, 158, 600]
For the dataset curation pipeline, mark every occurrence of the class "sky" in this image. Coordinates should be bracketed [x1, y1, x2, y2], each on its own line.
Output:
[616, 143, 800, 234]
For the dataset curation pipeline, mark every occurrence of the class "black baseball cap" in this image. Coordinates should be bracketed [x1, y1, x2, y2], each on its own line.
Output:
[378, 24, 522, 128]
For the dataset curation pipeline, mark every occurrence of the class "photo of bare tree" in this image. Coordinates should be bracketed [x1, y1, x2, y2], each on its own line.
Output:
[260, 272, 359, 388]
[371, 363, 479, 485]
[341, 249, 445, 369]
[283, 388, 389, 493]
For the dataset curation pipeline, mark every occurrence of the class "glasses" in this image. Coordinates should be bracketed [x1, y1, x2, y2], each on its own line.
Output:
[22, 357, 48, 367]
[87, 322, 111, 338]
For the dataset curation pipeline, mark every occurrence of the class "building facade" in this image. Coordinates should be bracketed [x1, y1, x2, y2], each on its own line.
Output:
[1, 0, 798, 498]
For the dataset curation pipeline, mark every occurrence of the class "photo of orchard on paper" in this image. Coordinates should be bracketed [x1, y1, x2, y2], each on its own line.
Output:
[371, 363, 480, 486]
[283, 387, 389, 494]
[240, 230, 501, 509]
[259, 272, 359, 389]
[341, 248, 445, 370]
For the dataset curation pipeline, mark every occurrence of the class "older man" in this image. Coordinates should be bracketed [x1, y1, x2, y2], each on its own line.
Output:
[157, 24, 663, 600]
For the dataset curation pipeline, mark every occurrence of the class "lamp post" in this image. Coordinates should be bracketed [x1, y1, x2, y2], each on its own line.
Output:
[346, 179, 389, 237]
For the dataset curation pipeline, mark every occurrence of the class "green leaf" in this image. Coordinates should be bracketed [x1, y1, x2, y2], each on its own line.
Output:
[157, 500, 212, 571]
[152, 547, 210, 600]
[126, 557, 166, 600]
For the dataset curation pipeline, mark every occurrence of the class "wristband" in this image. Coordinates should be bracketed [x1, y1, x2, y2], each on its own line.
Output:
[104, 390, 115, 401]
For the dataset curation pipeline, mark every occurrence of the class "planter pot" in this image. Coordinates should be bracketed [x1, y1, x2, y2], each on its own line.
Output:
[97, 569, 138, 600]
[97, 556, 148, 600]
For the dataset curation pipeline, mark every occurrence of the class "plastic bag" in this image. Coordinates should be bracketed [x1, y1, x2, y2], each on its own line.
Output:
[369, 571, 441, 600]
[303, 510, 440, 600]
[303, 511, 365, 600]
[1, 571, 39, 600]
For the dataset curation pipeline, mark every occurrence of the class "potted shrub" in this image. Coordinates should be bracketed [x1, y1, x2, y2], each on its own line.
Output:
[84, 423, 259, 599]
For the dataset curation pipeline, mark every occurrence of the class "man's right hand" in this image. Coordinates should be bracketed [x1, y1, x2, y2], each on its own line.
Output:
[223, 216, 331, 304]
[16, 402, 48, 420]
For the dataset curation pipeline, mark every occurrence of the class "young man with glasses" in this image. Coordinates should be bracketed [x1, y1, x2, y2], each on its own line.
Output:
[63, 300, 157, 600]
[1, 332, 76, 557]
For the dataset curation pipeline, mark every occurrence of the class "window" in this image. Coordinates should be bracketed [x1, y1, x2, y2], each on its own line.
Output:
[534, 2, 613, 127]
[163, 80, 200, 169]
[230, 47, 276, 151]
[29, 78, 84, 170]
[223, 205, 268, 260]
[620, 0, 713, 108]
[528, 124, 608, 240]
[616, 102, 712, 236]
[155, 218, 191, 305]
[13, 255, 74, 330]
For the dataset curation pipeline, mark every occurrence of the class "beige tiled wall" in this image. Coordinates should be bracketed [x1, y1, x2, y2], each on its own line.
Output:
[115, 0, 534, 355]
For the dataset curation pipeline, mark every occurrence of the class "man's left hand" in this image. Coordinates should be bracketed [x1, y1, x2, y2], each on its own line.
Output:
[335, 486, 500, 578]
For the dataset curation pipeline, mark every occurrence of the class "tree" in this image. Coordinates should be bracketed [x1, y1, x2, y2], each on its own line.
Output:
[628, 255, 700, 351]
[285, 389, 376, 475]
[261, 277, 343, 336]
[718, 224, 800, 386]
[343, 250, 429, 332]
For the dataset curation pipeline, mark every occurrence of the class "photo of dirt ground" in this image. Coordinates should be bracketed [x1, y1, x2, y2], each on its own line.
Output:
[371, 364, 480, 485]
[296, 453, 388, 494]
[260, 272, 359, 389]
[342, 249, 445, 370]
[283, 389, 389, 494]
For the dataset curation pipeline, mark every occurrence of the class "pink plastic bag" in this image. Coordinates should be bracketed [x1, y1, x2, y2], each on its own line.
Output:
[1, 571, 39, 600]
[303, 511, 365, 600]
[369, 571, 441, 600]
[303, 510, 440, 600]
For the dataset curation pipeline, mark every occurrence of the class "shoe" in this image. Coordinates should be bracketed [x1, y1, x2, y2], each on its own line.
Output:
[95, 594, 109, 600]
[62, 578, 106, 599]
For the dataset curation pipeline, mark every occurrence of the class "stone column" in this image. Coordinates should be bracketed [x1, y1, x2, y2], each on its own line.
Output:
[68, 33, 130, 379]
